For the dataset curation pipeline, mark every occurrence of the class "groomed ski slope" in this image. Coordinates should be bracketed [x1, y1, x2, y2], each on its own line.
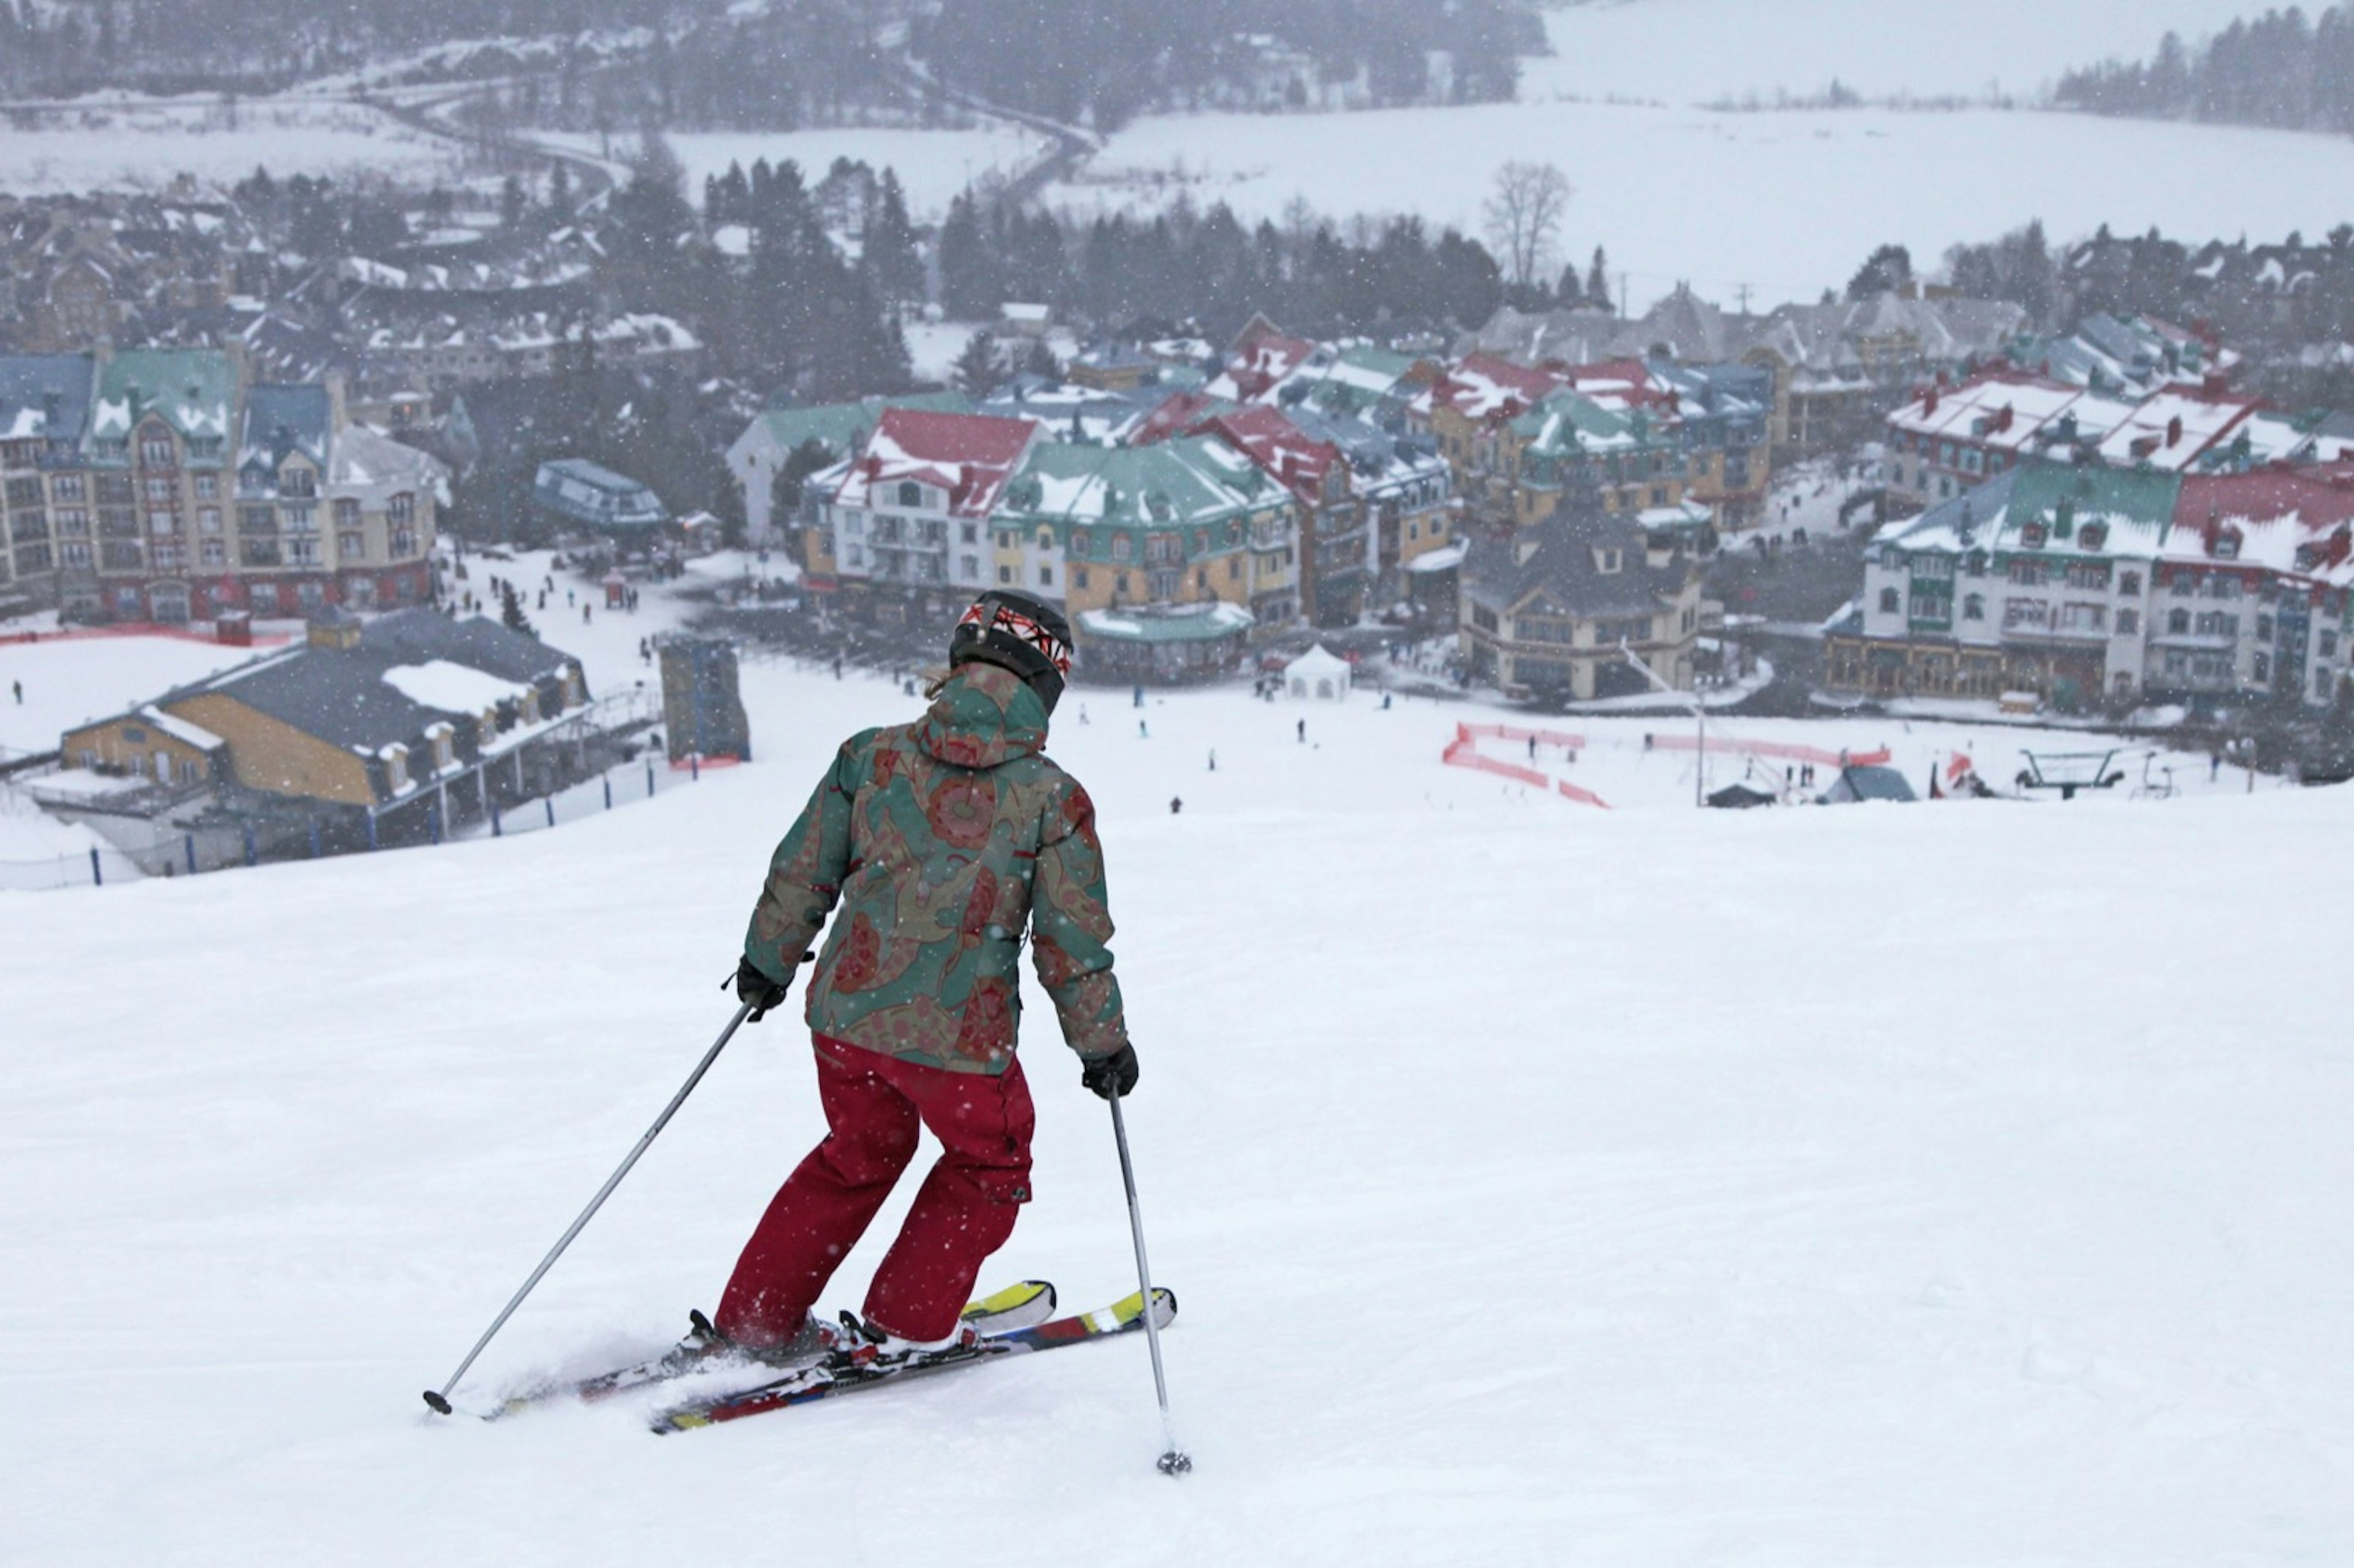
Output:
[4, 661, 2353, 1565]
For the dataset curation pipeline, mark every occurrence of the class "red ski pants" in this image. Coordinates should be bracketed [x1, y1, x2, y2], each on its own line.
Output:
[715, 1035, 1035, 1347]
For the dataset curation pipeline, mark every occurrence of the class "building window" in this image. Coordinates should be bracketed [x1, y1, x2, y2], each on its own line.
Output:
[2321, 631, 2340, 659]
[1074, 568, 1089, 590]
[59, 540, 91, 568]
[145, 476, 173, 503]
[335, 498, 360, 528]
[960, 522, 977, 544]
[340, 531, 365, 560]
[1962, 593, 1985, 620]
[140, 436, 174, 466]
[193, 474, 217, 500]
[50, 474, 85, 502]
[2117, 608, 2139, 634]
[2168, 608, 2190, 634]
[961, 554, 978, 577]
[2119, 571, 2141, 596]
[1039, 566, 1054, 587]
[391, 527, 416, 557]
[897, 481, 923, 508]
[283, 504, 317, 535]
[387, 493, 415, 525]
[2254, 652, 2271, 682]
[998, 565, 1012, 584]
[281, 467, 316, 499]
[199, 538, 225, 566]
[197, 508, 221, 535]
[1878, 588, 1899, 613]
[239, 506, 275, 535]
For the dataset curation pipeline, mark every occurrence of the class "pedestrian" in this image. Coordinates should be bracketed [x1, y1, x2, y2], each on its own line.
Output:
[1381, 692, 1392, 710]
[1296, 718, 1306, 743]
[567, 589, 576, 607]
[715, 590, 1133, 1364]
[1133, 683, 1145, 708]
[538, 591, 547, 611]
[1527, 735, 1537, 761]
[1169, 796, 1183, 815]
[1138, 719, 1149, 739]
[584, 603, 593, 625]
[1207, 748, 1216, 772]
[832, 657, 844, 680]
[10, 679, 20, 704]
[1077, 704, 1088, 725]
[2209, 752, 2221, 782]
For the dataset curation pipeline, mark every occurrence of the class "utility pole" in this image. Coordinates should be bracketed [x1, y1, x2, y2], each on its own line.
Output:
[1620, 639, 1707, 807]
[1734, 283, 1753, 314]
[1618, 272, 1629, 321]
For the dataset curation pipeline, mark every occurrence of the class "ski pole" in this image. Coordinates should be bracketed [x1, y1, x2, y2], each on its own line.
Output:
[1108, 1090, 1192, 1475]
[423, 1001, 757, 1415]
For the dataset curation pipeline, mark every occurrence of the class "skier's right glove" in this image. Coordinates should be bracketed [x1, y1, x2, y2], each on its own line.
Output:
[1080, 1042, 1139, 1100]
[733, 956, 793, 1022]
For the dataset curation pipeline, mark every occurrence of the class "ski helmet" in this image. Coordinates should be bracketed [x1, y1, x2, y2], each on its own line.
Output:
[948, 589, 1074, 714]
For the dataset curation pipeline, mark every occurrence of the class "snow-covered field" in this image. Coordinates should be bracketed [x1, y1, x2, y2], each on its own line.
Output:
[0, 627, 292, 764]
[0, 99, 467, 195]
[5, 613, 2352, 1562]
[1050, 102, 2354, 311]
[549, 124, 1049, 222]
[1531, 0, 2271, 105]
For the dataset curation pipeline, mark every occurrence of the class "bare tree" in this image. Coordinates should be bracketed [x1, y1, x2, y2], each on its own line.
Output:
[1482, 161, 1573, 290]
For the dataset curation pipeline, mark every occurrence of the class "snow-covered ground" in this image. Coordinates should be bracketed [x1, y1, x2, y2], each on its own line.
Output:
[0, 98, 467, 195]
[0, 626, 294, 764]
[546, 124, 1049, 223]
[1529, 0, 2269, 105]
[1049, 101, 2354, 312]
[7, 607, 2352, 1562]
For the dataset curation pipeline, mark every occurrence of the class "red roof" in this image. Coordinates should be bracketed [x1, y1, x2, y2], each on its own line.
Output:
[1429, 353, 1564, 422]
[2177, 466, 2354, 535]
[839, 408, 1037, 518]
[1128, 389, 1225, 446]
[1223, 322, 1316, 400]
[1198, 405, 1338, 508]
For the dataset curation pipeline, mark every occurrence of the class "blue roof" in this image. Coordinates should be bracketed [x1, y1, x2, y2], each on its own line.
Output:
[0, 353, 94, 447]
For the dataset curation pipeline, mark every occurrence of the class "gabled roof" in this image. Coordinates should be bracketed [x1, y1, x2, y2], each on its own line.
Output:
[239, 383, 329, 473]
[92, 348, 235, 444]
[836, 408, 1038, 519]
[1461, 481, 1691, 620]
[2169, 468, 2354, 585]
[1196, 405, 1338, 508]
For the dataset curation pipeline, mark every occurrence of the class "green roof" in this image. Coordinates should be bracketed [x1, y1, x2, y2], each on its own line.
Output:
[92, 349, 236, 446]
[1512, 390, 1661, 459]
[1000, 436, 1268, 534]
[2005, 459, 2181, 538]
[750, 391, 975, 461]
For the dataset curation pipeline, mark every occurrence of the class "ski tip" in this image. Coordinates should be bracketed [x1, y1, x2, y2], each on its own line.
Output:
[422, 1390, 453, 1416]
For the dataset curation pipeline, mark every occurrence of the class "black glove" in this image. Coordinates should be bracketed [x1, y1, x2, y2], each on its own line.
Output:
[734, 956, 792, 1022]
[1080, 1043, 1139, 1100]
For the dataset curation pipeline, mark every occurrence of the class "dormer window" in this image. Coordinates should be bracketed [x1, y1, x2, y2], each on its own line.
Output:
[897, 480, 924, 508]
[1596, 547, 1621, 574]
[2020, 521, 2047, 549]
[2212, 529, 2242, 560]
[2079, 522, 2108, 550]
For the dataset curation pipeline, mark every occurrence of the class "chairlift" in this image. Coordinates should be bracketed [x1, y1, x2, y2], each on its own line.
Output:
[2014, 747, 2125, 801]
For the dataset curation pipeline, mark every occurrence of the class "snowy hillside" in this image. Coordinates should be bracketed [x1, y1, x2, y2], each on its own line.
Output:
[1531, 0, 2272, 105]
[6, 653, 2353, 1564]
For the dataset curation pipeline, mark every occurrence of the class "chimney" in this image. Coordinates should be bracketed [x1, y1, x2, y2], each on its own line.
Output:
[2166, 414, 2183, 447]
[1923, 387, 1939, 417]
[324, 367, 348, 432]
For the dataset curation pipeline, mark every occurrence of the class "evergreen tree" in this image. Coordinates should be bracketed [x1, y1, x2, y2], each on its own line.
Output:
[864, 170, 924, 306]
[954, 329, 1001, 395]
[499, 580, 535, 637]
[1586, 246, 1610, 311]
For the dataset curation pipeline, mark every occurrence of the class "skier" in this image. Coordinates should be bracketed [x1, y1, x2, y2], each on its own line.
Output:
[718, 589, 1136, 1367]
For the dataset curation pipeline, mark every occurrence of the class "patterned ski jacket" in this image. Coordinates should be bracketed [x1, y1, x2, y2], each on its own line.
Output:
[744, 661, 1129, 1075]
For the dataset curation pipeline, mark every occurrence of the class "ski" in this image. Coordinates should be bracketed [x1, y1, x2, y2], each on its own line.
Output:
[652, 1285, 1178, 1434]
[484, 1280, 1057, 1420]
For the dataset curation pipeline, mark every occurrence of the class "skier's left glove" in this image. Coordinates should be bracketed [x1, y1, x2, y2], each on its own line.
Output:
[734, 956, 793, 1022]
[1080, 1042, 1139, 1100]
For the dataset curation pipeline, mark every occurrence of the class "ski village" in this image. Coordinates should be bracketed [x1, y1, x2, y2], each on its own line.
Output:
[4, 2, 2354, 1563]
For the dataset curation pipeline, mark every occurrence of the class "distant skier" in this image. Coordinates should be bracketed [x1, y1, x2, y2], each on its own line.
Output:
[718, 589, 1136, 1366]
[1297, 718, 1306, 743]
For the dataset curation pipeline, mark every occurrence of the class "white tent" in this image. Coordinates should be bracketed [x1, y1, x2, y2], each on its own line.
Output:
[1284, 643, 1352, 702]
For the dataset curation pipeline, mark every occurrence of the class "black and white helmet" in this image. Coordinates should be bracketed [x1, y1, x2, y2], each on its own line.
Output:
[948, 590, 1075, 714]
